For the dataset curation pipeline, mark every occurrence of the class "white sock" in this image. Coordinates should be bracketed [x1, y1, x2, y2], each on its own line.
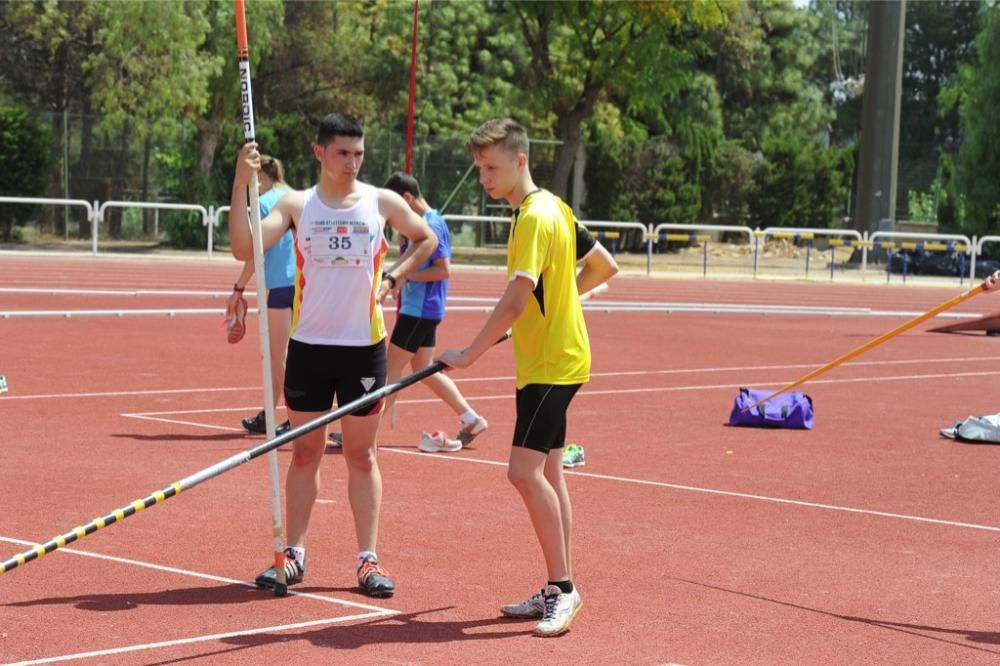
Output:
[287, 546, 305, 564]
[357, 550, 377, 567]
[460, 410, 479, 424]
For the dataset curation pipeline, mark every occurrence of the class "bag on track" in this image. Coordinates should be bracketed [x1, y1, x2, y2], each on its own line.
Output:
[728, 387, 814, 430]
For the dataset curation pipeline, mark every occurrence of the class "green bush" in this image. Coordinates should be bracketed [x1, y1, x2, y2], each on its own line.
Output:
[0, 106, 54, 241]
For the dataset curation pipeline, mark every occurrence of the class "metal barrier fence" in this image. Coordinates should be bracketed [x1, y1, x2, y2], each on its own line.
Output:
[1, 196, 992, 285]
[0, 196, 97, 253]
[97, 201, 211, 259]
[757, 227, 864, 281]
[868, 231, 974, 284]
[651, 223, 755, 277]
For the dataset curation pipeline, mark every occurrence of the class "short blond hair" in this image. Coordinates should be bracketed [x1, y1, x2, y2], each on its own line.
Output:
[467, 118, 529, 157]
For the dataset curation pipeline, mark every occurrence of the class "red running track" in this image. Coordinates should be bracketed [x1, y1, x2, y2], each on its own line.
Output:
[1, 254, 998, 664]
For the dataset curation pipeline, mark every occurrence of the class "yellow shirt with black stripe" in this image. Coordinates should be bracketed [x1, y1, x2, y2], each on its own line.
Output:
[507, 190, 592, 389]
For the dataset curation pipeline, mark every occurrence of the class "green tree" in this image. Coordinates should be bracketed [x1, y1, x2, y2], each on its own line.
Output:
[950, 4, 1000, 235]
[898, 0, 981, 215]
[749, 133, 849, 228]
[0, 1, 101, 236]
[509, 0, 732, 199]
[0, 106, 54, 241]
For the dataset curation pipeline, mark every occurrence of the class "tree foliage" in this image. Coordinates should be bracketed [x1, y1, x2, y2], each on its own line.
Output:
[0, 106, 54, 241]
[952, 4, 1000, 235]
[0, 0, 988, 247]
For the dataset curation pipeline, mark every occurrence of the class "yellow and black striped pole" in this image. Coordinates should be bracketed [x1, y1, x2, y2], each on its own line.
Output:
[1, 359, 457, 576]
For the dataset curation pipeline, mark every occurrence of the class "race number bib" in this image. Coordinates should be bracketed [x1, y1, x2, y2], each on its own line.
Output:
[311, 229, 370, 268]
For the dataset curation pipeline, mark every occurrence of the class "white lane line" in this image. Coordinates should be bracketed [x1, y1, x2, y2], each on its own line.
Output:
[2, 386, 254, 401]
[121, 414, 247, 431]
[0, 287, 249, 298]
[110, 415, 1000, 536]
[0, 536, 395, 613]
[1, 611, 393, 666]
[379, 450, 1000, 534]
[120, 368, 1000, 419]
[10, 355, 1000, 401]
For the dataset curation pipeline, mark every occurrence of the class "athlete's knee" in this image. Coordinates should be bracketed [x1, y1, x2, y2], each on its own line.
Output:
[507, 461, 541, 493]
[289, 440, 324, 468]
[342, 444, 378, 473]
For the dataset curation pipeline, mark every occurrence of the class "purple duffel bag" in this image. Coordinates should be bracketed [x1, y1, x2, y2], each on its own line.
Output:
[728, 387, 814, 429]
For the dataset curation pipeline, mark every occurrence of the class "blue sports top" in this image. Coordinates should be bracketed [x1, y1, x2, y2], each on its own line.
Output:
[261, 187, 294, 289]
[399, 209, 450, 321]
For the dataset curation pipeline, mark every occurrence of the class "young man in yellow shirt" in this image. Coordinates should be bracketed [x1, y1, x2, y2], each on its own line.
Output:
[439, 118, 617, 636]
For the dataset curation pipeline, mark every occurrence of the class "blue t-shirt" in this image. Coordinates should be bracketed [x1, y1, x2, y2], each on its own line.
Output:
[260, 187, 295, 289]
[399, 209, 450, 321]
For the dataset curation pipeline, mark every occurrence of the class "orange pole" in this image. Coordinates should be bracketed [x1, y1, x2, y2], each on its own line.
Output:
[745, 280, 992, 412]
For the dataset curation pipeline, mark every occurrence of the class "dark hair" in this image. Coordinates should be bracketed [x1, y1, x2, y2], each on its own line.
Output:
[317, 112, 364, 146]
[383, 171, 422, 199]
[467, 118, 529, 157]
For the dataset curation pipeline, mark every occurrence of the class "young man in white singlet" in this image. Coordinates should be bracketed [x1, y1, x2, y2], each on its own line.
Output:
[228, 112, 437, 598]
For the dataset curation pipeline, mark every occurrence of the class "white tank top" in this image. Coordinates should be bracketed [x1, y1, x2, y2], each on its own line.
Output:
[290, 183, 389, 346]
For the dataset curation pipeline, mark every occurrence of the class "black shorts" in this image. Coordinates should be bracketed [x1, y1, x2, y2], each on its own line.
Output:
[389, 313, 439, 353]
[283, 339, 387, 415]
[267, 285, 295, 309]
[512, 383, 582, 454]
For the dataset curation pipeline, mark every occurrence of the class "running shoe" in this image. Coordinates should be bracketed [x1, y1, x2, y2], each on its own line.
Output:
[533, 585, 583, 637]
[327, 431, 343, 448]
[357, 554, 395, 598]
[242, 410, 290, 436]
[255, 547, 305, 589]
[455, 415, 488, 446]
[562, 443, 586, 468]
[418, 431, 462, 453]
[226, 295, 248, 344]
[501, 588, 547, 618]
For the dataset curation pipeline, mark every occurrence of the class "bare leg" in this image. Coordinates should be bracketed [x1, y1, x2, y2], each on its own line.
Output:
[267, 306, 292, 417]
[411, 346, 474, 417]
[543, 449, 572, 580]
[507, 446, 570, 581]
[382, 343, 414, 423]
[283, 410, 327, 546]
[340, 411, 384, 552]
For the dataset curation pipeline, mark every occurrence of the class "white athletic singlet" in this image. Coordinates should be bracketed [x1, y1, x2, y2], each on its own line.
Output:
[290, 183, 389, 346]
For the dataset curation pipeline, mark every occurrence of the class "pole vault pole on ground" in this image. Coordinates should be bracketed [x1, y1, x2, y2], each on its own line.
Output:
[0, 277, 614, 576]
[0, 360, 459, 576]
[234, 0, 286, 597]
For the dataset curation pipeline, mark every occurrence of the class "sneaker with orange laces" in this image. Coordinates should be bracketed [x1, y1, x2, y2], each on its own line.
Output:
[357, 554, 395, 598]
[255, 547, 305, 589]
[226, 294, 248, 344]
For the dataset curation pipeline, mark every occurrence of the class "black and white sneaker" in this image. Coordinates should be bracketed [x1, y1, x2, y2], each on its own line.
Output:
[255, 547, 305, 589]
[357, 554, 395, 598]
[533, 585, 582, 637]
[242, 410, 290, 436]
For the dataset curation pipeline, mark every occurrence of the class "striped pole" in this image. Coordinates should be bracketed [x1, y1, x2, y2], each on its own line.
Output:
[234, 0, 286, 595]
[744, 279, 994, 413]
[1, 359, 460, 576]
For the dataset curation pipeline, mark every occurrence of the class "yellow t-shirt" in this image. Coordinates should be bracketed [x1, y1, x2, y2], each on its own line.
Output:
[507, 190, 591, 389]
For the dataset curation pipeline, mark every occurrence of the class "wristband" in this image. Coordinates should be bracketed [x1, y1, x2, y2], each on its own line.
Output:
[233, 284, 245, 293]
[383, 274, 397, 288]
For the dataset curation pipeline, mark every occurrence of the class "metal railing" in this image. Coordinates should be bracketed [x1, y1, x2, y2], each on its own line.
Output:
[2, 197, 993, 286]
[96, 201, 211, 259]
[758, 227, 864, 280]
[0, 196, 97, 254]
[869, 231, 974, 283]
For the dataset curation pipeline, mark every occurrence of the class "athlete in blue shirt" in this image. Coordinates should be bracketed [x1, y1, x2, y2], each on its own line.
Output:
[381, 172, 487, 451]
